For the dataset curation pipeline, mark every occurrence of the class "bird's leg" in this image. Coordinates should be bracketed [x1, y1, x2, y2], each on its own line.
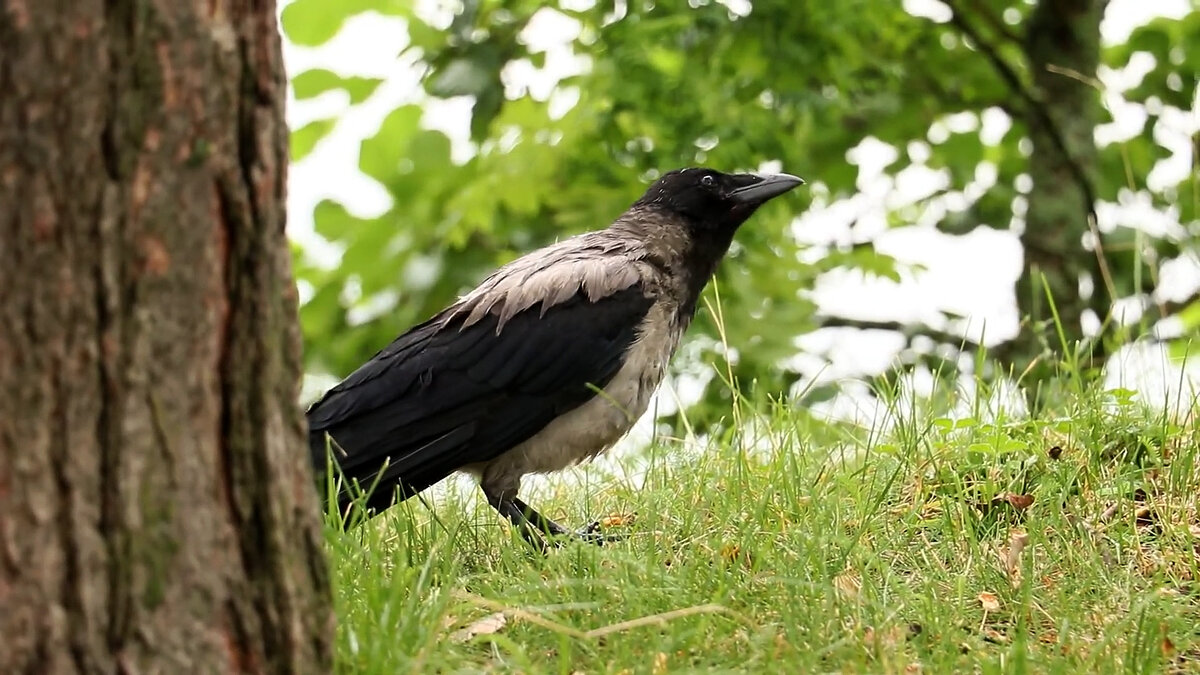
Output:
[482, 488, 555, 550]
[510, 497, 628, 546]
[482, 487, 624, 549]
[509, 497, 572, 536]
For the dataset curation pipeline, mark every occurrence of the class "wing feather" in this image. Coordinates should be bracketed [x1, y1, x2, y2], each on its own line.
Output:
[307, 283, 654, 515]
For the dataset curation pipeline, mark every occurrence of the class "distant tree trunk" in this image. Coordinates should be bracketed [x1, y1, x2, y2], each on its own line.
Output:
[0, 2, 333, 673]
[1008, 0, 1109, 377]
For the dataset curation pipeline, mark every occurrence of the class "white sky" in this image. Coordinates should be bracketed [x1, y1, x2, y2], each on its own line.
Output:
[282, 0, 1200, 419]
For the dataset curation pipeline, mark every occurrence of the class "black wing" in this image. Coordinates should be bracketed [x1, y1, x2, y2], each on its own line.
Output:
[307, 285, 653, 515]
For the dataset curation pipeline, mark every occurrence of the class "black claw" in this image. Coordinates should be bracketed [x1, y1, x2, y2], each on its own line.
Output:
[486, 493, 629, 550]
[573, 528, 628, 546]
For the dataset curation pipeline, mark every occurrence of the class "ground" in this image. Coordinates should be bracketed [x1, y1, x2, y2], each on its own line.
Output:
[323, 376, 1200, 674]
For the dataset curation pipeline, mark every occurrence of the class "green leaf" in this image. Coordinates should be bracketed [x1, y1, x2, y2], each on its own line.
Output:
[428, 57, 493, 98]
[312, 199, 362, 241]
[281, 0, 356, 47]
[292, 0, 1195, 410]
[280, 0, 409, 47]
[358, 106, 423, 184]
[470, 87, 504, 142]
[293, 69, 384, 104]
[291, 118, 336, 162]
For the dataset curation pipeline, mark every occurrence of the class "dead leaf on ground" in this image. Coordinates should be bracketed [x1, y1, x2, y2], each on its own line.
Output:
[1004, 530, 1030, 583]
[1136, 505, 1156, 526]
[1162, 633, 1176, 658]
[982, 627, 1009, 644]
[1099, 502, 1120, 522]
[1037, 627, 1059, 645]
[995, 492, 1034, 510]
[864, 625, 906, 649]
[599, 513, 636, 528]
[834, 570, 862, 600]
[773, 632, 790, 658]
[450, 612, 507, 643]
[977, 591, 1001, 612]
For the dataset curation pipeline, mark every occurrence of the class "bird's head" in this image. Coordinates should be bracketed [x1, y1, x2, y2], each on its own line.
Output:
[634, 167, 804, 232]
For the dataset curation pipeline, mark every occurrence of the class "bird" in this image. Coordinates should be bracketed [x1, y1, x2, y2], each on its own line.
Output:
[307, 167, 804, 547]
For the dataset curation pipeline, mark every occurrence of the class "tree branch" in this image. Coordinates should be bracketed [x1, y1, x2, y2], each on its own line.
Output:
[813, 315, 984, 351]
[965, 0, 1022, 45]
[942, 0, 1100, 224]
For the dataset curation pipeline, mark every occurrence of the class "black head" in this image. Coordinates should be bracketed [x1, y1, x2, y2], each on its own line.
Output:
[634, 167, 804, 231]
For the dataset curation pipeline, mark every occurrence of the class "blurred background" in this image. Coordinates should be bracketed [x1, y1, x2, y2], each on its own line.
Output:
[279, 0, 1199, 432]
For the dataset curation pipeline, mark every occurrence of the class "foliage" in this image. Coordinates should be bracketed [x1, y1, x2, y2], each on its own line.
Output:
[283, 0, 1198, 407]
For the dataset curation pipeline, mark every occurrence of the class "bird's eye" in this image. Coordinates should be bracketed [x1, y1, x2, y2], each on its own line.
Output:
[700, 175, 716, 188]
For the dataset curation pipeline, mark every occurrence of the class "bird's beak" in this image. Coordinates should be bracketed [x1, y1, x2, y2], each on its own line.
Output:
[728, 172, 805, 204]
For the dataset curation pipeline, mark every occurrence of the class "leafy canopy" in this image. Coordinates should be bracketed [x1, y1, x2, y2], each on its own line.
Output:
[284, 0, 1197, 408]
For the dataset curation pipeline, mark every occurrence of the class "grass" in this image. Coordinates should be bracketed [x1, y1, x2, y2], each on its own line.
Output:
[322, 365, 1200, 674]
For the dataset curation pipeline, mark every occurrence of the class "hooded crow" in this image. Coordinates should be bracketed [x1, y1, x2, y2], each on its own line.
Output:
[308, 167, 803, 547]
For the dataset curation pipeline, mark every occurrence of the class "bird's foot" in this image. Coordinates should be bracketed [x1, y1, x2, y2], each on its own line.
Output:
[572, 516, 635, 545]
[495, 496, 631, 550]
[531, 521, 627, 547]
[568, 526, 628, 546]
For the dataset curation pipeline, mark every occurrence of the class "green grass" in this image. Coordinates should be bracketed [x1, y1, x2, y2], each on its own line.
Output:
[323, 372, 1200, 674]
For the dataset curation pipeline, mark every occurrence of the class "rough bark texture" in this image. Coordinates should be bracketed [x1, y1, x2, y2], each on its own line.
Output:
[1010, 0, 1108, 372]
[0, 1, 333, 672]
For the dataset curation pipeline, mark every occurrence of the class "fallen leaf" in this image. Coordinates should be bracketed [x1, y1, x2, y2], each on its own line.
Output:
[833, 570, 861, 600]
[720, 543, 741, 562]
[978, 592, 1000, 612]
[450, 612, 507, 643]
[1162, 634, 1176, 658]
[773, 632, 789, 658]
[996, 492, 1034, 510]
[864, 625, 906, 649]
[1004, 530, 1030, 582]
[982, 627, 1010, 644]
[1135, 506, 1155, 526]
[1099, 502, 1120, 522]
[599, 513, 636, 528]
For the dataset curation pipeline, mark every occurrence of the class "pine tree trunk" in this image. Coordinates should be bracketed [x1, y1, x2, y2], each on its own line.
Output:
[1008, 0, 1108, 378]
[0, 1, 333, 672]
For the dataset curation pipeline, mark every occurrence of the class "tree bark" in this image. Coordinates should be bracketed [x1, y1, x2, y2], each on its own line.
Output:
[1008, 0, 1108, 375]
[0, 1, 333, 672]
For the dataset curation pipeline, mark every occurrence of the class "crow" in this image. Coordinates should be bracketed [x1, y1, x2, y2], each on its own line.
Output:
[308, 167, 803, 547]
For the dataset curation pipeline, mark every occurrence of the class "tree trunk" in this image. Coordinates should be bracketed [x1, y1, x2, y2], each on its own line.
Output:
[0, 1, 333, 672]
[1008, 0, 1108, 378]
